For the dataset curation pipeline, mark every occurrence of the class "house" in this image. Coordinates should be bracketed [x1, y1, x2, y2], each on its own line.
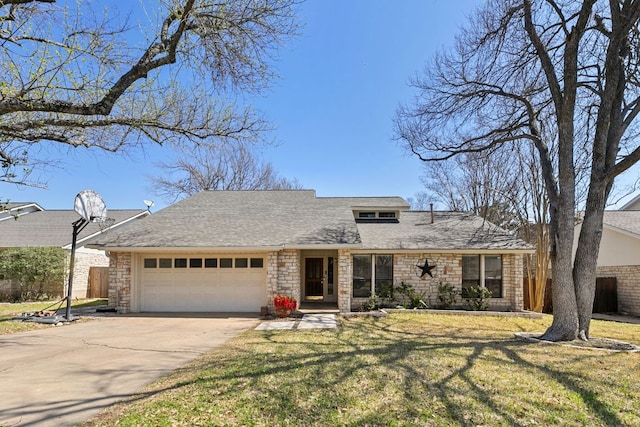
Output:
[88, 190, 533, 314]
[574, 195, 640, 316]
[0, 203, 149, 299]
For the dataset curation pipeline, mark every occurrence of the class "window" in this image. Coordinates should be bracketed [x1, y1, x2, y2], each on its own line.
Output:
[353, 255, 372, 298]
[379, 211, 396, 218]
[190, 258, 203, 268]
[204, 258, 217, 268]
[375, 255, 393, 298]
[462, 256, 480, 288]
[159, 258, 172, 268]
[143, 258, 157, 268]
[235, 258, 248, 268]
[462, 255, 502, 298]
[352, 255, 394, 298]
[220, 258, 233, 268]
[250, 258, 264, 268]
[327, 257, 334, 295]
[484, 255, 503, 297]
[358, 211, 376, 218]
[174, 258, 187, 268]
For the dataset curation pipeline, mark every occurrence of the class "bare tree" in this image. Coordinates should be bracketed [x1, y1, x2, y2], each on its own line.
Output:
[0, 0, 299, 186]
[149, 143, 302, 202]
[421, 147, 521, 230]
[395, 0, 640, 341]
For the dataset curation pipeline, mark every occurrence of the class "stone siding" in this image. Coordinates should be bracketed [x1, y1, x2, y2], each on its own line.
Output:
[108, 252, 132, 313]
[351, 253, 524, 311]
[337, 249, 352, 313]
[595, 265, 640, 316]
[267, 249, 300, 312]
[70, 248, 110, 299]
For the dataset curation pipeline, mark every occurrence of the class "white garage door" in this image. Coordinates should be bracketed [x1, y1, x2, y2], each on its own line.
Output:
[139, 255, 267, 312]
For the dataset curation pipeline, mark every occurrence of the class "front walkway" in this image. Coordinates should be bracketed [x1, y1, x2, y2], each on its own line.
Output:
[255, 313, 338, 330]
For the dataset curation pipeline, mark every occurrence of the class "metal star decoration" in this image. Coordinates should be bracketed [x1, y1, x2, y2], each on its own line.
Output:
[416, 258, 436, 278]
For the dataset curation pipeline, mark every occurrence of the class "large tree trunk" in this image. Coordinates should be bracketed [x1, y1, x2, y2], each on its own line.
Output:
[540, 217, 578, 341]
[573, 189, 606, 340]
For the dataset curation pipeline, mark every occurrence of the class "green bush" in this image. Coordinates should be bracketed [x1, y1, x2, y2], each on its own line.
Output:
[437, 282, 457, 309]
[395, 281, 428, 309]
[461, 285, 493, 311]
[0, 247, 67, 301]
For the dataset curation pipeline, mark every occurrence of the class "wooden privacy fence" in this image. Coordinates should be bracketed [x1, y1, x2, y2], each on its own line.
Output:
[523, 276, 618, 314]
[87, 266, 109, 298]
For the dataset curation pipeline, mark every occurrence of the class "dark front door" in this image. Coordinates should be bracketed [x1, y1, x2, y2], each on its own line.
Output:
[305, 258, 323, 298]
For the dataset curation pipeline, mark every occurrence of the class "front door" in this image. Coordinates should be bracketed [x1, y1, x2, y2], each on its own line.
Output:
[305, 258, 323, 298]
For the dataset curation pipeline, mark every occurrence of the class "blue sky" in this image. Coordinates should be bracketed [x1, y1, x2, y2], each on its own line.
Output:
[3, 0, 478, 211]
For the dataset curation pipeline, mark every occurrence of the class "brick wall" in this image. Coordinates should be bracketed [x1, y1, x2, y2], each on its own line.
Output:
[108, 252, 132, 313]
[595, 265, 640, 316]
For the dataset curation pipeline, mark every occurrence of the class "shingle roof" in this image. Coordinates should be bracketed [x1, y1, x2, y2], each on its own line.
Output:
[89, 190, 532, 252]
[602, 210, 640, 237]
[357, 211, 533, 251]
[0, 209, 148, 247]
[90, 191, 364, 249]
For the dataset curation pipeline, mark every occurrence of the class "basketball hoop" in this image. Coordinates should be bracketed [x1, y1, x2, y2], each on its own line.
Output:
[74, 189, 107, 221]
[65, 190, 112, 320]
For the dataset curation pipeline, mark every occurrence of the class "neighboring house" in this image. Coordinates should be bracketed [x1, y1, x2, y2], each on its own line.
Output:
[574, 195, 640, 316]
[88, 190, 533, 314]
[0, 203, 149, 299]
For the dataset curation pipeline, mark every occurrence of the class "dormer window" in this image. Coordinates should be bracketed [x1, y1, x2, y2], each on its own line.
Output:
[358, 212, 376, 219]
[354, 210, 399, 223]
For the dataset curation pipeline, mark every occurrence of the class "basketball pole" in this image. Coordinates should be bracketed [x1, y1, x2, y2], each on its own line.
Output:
[65, 217, 89, 320]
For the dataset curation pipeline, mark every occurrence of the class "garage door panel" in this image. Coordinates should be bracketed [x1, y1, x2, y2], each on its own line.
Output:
[140, 254, 267, 312]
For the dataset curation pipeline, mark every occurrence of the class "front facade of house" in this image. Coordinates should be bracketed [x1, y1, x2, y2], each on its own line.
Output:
[95, 190, 532, 313]
[93, 191, 532, 314]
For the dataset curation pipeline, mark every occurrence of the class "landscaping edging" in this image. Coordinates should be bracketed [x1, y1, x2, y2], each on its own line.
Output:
[379, 308, 545, 319]
[515, 332, 640, 352]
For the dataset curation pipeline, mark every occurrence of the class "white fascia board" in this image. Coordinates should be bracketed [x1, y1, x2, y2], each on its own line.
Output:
[65, 211, 150, 249]
[85, 245, 287, 253]
[352, 248, 535, 254]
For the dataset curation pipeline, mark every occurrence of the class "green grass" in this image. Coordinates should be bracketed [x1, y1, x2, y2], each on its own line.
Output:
[0, 299, 107, 334]
[84, 313, 640, 427]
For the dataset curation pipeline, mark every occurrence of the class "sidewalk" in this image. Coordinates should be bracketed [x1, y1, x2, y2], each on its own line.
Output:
[255, 314, 338, 330]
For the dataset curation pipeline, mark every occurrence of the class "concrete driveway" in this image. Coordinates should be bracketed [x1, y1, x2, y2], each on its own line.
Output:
[0, 313, 259, 427]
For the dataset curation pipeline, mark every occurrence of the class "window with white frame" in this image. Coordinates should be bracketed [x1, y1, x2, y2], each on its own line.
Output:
[352, 255, 394, 298]
[461, 255, 502, 298]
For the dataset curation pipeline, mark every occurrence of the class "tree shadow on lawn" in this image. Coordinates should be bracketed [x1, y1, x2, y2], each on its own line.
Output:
[86, 316, 634, 426]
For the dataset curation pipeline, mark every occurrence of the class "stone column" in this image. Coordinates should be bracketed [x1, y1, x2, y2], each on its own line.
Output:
[337, 249, 352, 313]
[109, 252, 132, 313]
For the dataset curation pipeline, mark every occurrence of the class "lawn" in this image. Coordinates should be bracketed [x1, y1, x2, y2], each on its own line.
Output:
[84, 313, 640, 427]
[0, 299, 107, 334]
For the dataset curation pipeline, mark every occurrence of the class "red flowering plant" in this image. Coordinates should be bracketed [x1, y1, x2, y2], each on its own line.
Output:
[273, 294, 297, 310]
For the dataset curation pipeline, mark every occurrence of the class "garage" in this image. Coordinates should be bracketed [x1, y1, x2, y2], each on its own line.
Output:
[138, 254, 267, 312]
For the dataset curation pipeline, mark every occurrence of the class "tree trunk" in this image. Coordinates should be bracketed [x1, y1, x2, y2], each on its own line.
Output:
[540, 193, 578, 341]
[540, 252, 578, 341]
[573, 174, 611, 339]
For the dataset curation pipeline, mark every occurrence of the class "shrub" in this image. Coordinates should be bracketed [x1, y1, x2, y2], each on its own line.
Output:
[0, 247, 67, 301]
[395, 281, 428, 309]
[437, 282, 457, 309]
[461, 285, 493, 311]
